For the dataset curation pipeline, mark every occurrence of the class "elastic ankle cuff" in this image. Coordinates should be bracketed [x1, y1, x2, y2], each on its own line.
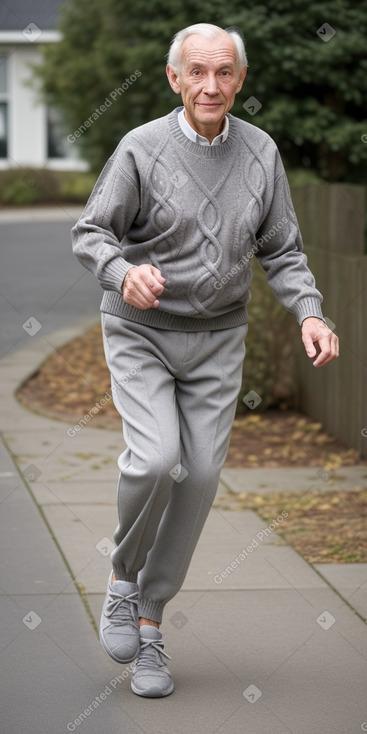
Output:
[112, 564, 138, 584]
[138, 597, 165, 625]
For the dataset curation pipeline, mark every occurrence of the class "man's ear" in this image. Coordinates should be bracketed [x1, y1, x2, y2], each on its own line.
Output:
[235, 65, 248, 93]
[166, 64, 181, 94]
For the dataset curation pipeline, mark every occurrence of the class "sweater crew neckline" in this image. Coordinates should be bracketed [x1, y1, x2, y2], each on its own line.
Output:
[168, 108, 238, 158]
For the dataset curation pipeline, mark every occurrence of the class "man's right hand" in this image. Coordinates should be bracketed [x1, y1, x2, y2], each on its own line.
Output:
[122, 264, 166, 310]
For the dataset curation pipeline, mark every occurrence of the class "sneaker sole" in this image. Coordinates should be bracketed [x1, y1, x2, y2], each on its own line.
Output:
[131, 680, 175, 698]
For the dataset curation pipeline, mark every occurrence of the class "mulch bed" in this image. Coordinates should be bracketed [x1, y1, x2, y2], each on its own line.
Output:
[16, 323, 360, 469]
[214, 488, 367, 563]
[16, 323, 367, 564]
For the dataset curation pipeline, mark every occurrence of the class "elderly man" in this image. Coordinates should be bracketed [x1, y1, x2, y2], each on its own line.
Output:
[72, 23, 339, 698]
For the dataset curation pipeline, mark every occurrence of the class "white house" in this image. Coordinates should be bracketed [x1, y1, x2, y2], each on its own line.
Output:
[0, 0, 86, 170]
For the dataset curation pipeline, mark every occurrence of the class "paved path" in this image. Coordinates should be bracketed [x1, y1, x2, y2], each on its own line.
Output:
[0, 205, 101, 360]
[1, 319, 367, 734]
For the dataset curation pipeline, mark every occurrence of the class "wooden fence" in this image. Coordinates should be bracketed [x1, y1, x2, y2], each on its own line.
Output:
[291, 183, 367, 459]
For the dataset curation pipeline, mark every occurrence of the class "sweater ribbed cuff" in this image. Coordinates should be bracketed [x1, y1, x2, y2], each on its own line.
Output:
[99, 258, 136, 294]
[294, 297, 325, 326]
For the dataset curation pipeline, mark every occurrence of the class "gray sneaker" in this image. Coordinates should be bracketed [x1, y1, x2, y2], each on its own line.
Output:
[99, 573, 140, 663]
[131, 625, 174, 697]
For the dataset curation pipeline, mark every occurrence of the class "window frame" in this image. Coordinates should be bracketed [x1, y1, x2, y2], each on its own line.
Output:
[0, 54, 9, 158]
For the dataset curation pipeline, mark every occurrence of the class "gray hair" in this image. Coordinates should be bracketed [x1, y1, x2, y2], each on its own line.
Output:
[167, 23, 248, 72]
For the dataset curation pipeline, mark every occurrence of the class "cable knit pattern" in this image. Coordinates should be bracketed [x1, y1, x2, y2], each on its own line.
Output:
[71, 107, 324, 330]
[173, 150, 231, 313]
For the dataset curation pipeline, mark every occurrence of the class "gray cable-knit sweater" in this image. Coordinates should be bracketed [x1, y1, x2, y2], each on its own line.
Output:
[71, 106, 324, 331]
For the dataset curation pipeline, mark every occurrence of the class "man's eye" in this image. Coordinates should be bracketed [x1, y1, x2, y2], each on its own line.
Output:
[191, 70, 201, 76]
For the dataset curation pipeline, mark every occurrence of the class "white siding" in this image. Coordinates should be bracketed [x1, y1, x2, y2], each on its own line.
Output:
[11, 46, 46, 165]
[0, 41, 88, 170]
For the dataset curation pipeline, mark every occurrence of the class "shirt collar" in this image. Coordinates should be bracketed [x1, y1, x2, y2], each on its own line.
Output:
[177, 107, 229, 146]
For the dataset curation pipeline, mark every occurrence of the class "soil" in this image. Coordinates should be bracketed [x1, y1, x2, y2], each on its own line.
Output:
[16, 323, 360, 470]
[16, 322, 367, 564]
[214, 488, 367, 563]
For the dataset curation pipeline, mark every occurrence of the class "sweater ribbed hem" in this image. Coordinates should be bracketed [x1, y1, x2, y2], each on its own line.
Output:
[294, 297, 325, 325]
[100, 291, 248, 332]
[138, 597, 166, 625]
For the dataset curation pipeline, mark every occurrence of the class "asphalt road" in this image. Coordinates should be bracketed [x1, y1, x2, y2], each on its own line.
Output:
[0, 217, 102, 358]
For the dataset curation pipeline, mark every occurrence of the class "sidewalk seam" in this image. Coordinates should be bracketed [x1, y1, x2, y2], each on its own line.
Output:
[311, 563, 367, 625]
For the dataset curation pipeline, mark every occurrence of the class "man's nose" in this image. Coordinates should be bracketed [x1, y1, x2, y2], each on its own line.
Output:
[203, 73, 219, 95]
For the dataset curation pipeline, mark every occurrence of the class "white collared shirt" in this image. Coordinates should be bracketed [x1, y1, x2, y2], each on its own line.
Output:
[178, 108, 229, 146]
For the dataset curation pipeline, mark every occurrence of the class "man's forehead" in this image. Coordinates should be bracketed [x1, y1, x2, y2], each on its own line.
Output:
[180, 34, 237, 66]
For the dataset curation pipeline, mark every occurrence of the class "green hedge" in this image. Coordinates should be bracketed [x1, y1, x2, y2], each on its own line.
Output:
[237, 257, 299, 413]
[0, 168, 96, 205]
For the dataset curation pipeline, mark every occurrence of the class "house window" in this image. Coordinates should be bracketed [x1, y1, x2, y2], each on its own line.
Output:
[0, 57, 8, 157]
[47, 106, 78, 159]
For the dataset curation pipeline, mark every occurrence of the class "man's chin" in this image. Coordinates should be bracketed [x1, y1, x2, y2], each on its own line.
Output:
[194, 109, 225, 126]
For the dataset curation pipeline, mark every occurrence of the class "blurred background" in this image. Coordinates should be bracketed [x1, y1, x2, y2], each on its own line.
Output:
[1, 0, 367, 458]
[2, 7, 367, 731]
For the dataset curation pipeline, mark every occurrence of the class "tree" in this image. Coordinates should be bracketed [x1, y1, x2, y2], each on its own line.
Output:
[35, 0, 367, 180]
[229, 0, 367, 182]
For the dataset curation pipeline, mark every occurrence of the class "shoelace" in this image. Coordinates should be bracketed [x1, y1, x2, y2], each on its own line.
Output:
[134, 638, 172, 670]
[105, 588, 139, 624]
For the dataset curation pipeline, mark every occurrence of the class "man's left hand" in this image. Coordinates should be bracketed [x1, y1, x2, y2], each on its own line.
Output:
[301, 317, 339, 367]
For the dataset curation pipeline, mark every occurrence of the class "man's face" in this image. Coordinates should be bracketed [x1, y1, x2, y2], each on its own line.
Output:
[167, 33, 247, 141]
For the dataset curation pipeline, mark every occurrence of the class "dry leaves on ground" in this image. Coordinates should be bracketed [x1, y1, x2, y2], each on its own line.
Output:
[16, 322, 367, 562]
[214, 488, 367, 563]
[16, 323, 361, 468]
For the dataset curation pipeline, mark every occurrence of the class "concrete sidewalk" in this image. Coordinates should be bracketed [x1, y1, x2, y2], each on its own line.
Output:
[1, 319, 367, 734]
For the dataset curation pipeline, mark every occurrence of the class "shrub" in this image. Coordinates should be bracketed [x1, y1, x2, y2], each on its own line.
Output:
[1, 177, 40, 205]
[59, 172, 97, 202]
[237, 258, 298, 413]
[0, 168, 95, 205]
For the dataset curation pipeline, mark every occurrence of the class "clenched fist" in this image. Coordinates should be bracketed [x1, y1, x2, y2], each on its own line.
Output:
[123, 264, 166, 310]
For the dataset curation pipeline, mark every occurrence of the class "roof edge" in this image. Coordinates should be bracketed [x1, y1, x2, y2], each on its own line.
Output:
[0, 30, 62, 44]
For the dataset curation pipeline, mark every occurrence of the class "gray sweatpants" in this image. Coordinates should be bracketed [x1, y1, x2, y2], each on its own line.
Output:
[101, 313, 248, 623]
